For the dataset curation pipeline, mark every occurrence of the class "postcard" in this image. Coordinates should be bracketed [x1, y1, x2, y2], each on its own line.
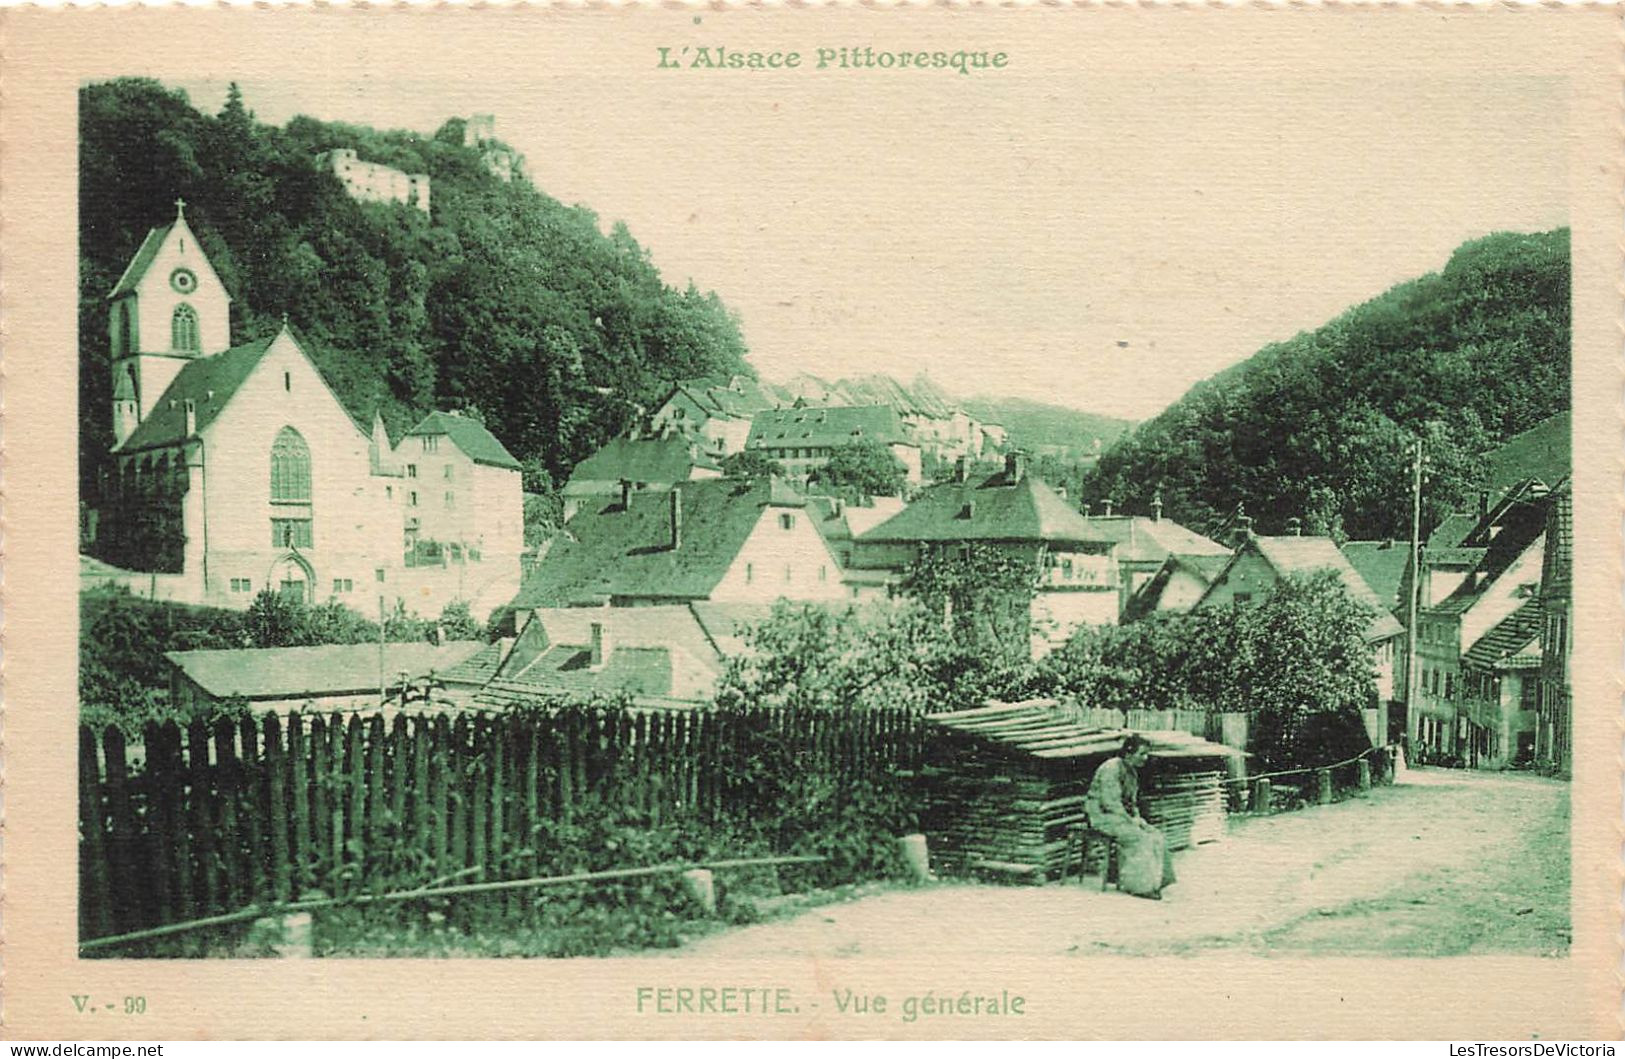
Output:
[1, 3, 1618, 1040]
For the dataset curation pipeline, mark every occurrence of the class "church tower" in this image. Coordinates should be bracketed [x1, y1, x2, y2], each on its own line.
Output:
[107, 199, 233, 448]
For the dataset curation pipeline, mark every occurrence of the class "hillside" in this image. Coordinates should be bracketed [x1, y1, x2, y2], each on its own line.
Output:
[1079, 229, 1571, 541]
[959, 395, 1135, 456]
[79, 79, 752, 492]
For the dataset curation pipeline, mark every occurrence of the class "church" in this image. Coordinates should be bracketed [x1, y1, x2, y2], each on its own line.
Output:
[89, 201, 523, 618]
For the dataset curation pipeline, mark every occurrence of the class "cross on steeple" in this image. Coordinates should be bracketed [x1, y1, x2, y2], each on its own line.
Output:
[174, 197, 187, 218]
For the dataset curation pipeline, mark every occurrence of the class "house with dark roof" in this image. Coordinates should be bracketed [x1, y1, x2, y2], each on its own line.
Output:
[89, 201, 522, 620]
[746, 405, 923, 485]
[1339, 539, 1410, 616]
[803, 495, 909, 601]
[561, 436, 723, 520]
[1195, 533, 1407, 726]
[399, 410, 524, 563]
[648, 376, 784, 460]
[1482, 411, 1570, 505]
[857, 452, 1120, 656]
[1409, 484, 1551, 767]
[515, 476, 849, 610]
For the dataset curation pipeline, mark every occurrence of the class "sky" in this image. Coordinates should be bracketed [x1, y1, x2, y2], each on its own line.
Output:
[171, 72, 1568, 423]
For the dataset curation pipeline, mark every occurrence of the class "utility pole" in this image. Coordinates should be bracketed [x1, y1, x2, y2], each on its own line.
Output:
[1404, 439, 1424, 747]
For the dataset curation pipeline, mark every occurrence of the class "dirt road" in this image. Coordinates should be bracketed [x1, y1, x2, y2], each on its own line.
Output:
[652, 767, 1569, 958]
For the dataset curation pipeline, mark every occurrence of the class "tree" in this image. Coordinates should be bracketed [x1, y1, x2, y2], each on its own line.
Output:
[721, 449, 784, 480]
[898, 543, 1036, 680]
[438, 600, 483, 641]
[808, 439, 907, 498]
[244, 588, 305, 647]
[714, 600, 980, 713]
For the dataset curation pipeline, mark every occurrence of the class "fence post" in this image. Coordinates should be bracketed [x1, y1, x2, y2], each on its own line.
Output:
[1251, 777, 1272, 814]
[237, 715, 268, 906]
[186, 720, 219, 918]
[1316, 767, 1333, 805]
[212, 720, 242, 911]
[1357, 759, 1372, 791]
[288, 714, 312, 893]
[680, 868, 717, 916]
[144, 722, 178, 928]
[78, 726, 114, 940]
[264, 714, 292, 902]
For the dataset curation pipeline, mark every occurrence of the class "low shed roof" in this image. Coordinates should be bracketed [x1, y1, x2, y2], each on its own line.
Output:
[927, 699, 1245, 760]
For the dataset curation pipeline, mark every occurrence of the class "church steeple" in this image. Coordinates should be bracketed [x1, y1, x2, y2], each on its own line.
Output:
[108, 199, 234, 448]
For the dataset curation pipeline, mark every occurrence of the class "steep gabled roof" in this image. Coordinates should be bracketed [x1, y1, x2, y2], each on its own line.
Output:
[1429, 494, 1549, 616]
[1076, 515, 1229, 564]
[1484, 411, 1570, 500]
[514, 477, 811, 607]
[107, 224, 174, 299]
[858, 470, 1108, 546]
[1202, 535, 1405, 643]
[1540, 480, 1572, 600]
[406, 410, 520, 470]
[1122, 552, 1232, 622]
[1339, 540, 1411, 614]
[1427, 513, 1479, 550]
[563, 437, 719, 494]
[1462, 599, 1543, 672]
[115, 334, 278, 453]
[748, 405, 914, 450]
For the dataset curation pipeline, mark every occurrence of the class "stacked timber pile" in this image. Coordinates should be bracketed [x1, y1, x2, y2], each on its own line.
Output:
[919, 699, 1243, 883]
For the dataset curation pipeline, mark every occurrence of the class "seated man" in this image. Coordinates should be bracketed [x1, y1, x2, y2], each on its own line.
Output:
[1084, 734, 1177, 900]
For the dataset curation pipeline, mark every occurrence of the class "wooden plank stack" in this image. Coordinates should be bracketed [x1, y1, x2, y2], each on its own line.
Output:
[921, 700, 1242, 883]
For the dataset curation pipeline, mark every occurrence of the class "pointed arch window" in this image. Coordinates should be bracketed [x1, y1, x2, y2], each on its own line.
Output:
[270, 427, 312, 502]
[171, 303, 201, 352]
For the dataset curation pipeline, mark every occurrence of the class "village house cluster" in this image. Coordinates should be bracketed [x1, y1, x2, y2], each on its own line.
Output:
[90, 202, 1574, 779]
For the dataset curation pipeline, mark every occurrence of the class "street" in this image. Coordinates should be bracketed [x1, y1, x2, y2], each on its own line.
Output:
[653, 767, 1569, 958]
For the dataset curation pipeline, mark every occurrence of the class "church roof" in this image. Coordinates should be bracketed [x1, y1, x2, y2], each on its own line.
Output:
[115, 334, 278, 453]
[405, 411, 521, 470]
[107, 223, 174, 300]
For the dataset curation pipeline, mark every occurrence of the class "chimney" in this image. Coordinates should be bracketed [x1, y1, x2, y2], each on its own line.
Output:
[669, 488, 683, 551]
[1235, 514, 1254, 543]
[590, 621, 610, 668]
[1286, 516, 1302, 537]
[1151, 492, 1164, 522]
[1102, 499, 1114, 518]
[1478, 491, 1489, 520]
[619, 478, 632, 510]
[183, 399, 197, 438]
[955, 455, 970, 483]
[1005, 450, 1026, 484]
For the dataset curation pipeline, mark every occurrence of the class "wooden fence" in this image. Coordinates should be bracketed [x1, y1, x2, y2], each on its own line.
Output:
[79, 705, 928, 944]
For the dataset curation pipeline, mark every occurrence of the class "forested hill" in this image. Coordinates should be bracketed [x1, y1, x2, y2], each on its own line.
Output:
[79, 79, 752, 490]
[1079, 229, 1571, 542]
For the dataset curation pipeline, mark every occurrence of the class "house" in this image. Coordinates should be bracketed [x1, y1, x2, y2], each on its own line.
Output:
[856, 452, 1120, 657]
[804, 494, 909, 601]
[1195, 533, 1407, 741]
[514, 476, 848, 609]
[314, 148, 431, 214]
[165, 641, 486, 714]
[1123, 552, 1233, 622]
[1408, 482, 1550, 766]
[455, 606, 726, 709]
[1077, 496, 1231, 616]
[1339, 539, 1411, 616]
[648, 376, 783, 460]
[1535, 480, 1572, 773]
[561, 436, 722, 520]
[90, 201, 522, 619]
[746, 405, 923, 486]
